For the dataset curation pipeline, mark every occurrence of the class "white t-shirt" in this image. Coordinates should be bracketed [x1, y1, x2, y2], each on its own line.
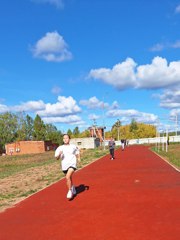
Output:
[55, 144, 79, 171]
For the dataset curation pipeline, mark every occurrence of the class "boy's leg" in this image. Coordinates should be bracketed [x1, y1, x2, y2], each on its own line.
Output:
[112, 149, 114, 158]
[110, 149, 114, 159]
[65, 168, 75, 199]
[110, 149, 113, 157]
[66, 167, 75, 190]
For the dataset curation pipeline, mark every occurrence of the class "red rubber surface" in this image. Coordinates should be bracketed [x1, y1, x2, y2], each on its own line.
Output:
[0, 145, 180, 240]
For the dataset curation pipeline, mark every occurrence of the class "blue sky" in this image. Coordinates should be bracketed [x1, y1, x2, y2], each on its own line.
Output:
[0, 0, 180, 133]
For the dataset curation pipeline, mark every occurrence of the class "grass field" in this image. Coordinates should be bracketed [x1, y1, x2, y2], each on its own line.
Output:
[0, 148, 109, 212]
[152, 143, 180, 170]
[0, 144, 179, 212]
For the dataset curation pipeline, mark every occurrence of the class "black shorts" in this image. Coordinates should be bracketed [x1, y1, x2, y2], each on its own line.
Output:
[63, 167, 77, 175]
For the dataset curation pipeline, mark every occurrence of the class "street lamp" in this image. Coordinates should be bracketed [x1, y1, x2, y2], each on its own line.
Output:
[102, 93, 108, 150]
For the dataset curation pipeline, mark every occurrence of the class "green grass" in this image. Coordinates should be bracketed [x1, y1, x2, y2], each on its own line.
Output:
[0, 148, 109, 179]
[0, 193, 17, 200]
[0, 152, 57, 179]
[152, 143, 180, 169]
[19, 189, 38, 197]
[0, 148, 109, 211]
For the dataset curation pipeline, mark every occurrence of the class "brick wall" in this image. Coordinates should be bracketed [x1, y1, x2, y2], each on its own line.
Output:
[5, 141, 46, 155]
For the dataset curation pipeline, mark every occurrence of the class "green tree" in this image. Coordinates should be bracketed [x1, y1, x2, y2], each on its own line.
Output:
[73, 126, 80, 137]
[67, 129, 73, 138]
[33, 114, 46, 140]
[130, 119, 138, 132]
[16, 112, 27, 141]
[79, 129, 91, 138]
[25, 114, 34, 140]
[111, 119, 121, 130]
[106, 120, 156, 140]
[45, 123, 63, 143]
[0, 112, 18, 152]
[111, 119, 121, 140]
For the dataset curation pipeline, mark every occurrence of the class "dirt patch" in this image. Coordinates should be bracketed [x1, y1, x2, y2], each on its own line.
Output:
[0, 162, 61, 212]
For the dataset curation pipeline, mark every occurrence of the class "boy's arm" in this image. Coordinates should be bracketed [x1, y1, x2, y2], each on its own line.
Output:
[76, 147, 81, 164]
[76, 152, 81, 163]
[55, 147, 63, 160]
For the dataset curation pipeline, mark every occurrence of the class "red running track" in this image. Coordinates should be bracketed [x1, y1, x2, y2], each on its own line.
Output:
[0, 145, 180, 240]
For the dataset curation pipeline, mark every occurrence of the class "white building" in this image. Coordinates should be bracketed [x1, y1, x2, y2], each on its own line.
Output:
[70, 137, 100, 149]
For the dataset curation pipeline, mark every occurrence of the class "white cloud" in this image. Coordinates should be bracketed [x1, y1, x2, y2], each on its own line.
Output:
[0, 104, 10, 113]
[111, 101, 119, 109]
[136, 57, 180, 89]
[106, 109, 158, 124]
[32, 0, 64, 9]
[36, 96, 81, 117]
[0, 100, 46, 113]
[159, 89, 180, 109]
[170, 109, 180, 117]
[89, 57, 180, 90]
[13, 100, 45, 112]
[175, 4, 180, 14]
[150, 43, 165, 52]
[31, 31, 72, 62]
[79, 96, 109, 109]
[89, 58, 137, 90]
[107, 109, 139, 118]
[88, 114, 100, 120]
[0, 96, 84, 125]
[42, 115, 84, 125]
[150, 40, 180, 51]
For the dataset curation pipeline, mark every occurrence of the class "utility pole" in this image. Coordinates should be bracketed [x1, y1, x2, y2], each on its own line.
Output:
[102, 98, 106, 150]
[117, 119, 120, 141]
[156, 119, 160, 152]
[102, 93, 108, 150]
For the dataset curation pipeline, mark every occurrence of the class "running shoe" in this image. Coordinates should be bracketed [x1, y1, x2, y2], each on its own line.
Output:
[67, 189, 73, 199]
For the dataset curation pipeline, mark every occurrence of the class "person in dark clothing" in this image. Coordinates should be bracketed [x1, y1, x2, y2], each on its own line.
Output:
[108, 137, 115, 160]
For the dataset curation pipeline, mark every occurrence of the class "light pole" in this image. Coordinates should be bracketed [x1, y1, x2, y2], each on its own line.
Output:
[117, 119, 120, 141]
[102, 93, 108, 150]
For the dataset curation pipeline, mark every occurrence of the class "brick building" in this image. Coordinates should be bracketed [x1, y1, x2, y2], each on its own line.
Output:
[5, 141, 57, 156]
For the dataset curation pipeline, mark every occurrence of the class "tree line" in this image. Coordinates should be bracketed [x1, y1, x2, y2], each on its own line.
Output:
[0, 112, 157, 153]
[0, 112, 93, 153]
[106, 119, 157, 140]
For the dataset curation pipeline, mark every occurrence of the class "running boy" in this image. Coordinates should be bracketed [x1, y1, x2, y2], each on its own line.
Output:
[108, 137, 115, 160]
[55, 134, 80, 199]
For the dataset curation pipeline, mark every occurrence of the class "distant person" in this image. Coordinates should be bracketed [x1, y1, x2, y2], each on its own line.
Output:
[121, 139, 125, 151]
[108, 137, 115, 160]
[55, 134, 81, 200]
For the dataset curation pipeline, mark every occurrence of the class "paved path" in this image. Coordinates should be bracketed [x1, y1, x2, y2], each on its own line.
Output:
[0, 145, 180, 240]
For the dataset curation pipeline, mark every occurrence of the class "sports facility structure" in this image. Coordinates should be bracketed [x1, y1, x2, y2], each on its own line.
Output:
[0, 145, 179, 240]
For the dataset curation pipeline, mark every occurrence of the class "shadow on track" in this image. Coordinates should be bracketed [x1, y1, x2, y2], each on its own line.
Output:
[69, 184, 89, 201]
[76, 184, 89, 194]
